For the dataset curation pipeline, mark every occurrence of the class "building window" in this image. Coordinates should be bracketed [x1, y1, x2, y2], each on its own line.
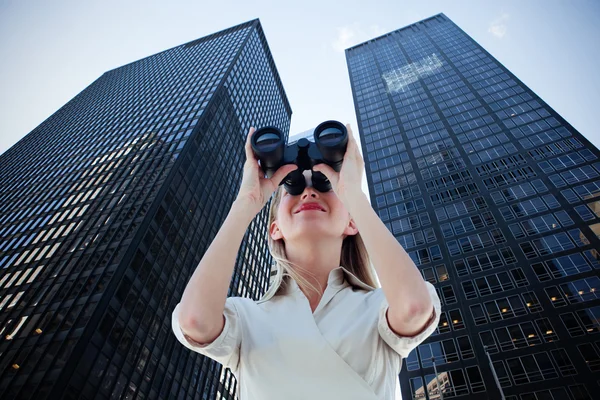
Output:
[577, 343, 600, 372]
[505, 352, 558, 385]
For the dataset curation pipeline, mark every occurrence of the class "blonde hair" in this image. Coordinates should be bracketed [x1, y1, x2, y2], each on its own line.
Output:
[265, 185, 379, 299]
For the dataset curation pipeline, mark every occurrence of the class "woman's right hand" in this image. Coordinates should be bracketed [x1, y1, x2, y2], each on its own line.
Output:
[235, 126, 298, 215]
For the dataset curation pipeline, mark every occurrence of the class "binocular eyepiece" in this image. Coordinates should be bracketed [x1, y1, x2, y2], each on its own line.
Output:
[250, 120, 348, 195]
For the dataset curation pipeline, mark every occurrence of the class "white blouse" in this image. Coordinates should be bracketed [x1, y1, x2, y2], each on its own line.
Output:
[172, 266, 441, 400]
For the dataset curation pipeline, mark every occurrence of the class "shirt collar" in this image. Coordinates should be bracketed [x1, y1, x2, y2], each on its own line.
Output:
[257, 265, 376, 304]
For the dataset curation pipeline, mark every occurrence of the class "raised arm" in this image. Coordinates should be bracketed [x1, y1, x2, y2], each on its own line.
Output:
[177, 126, 297, 345]
[177, 199, 256, 344]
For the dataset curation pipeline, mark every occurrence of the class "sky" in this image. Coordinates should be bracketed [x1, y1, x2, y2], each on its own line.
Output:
[1, 0, 599, 160]
[0, 1, 598, 397]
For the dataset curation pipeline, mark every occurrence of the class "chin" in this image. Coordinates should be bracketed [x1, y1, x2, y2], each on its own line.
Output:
[290, 222, 331, 235]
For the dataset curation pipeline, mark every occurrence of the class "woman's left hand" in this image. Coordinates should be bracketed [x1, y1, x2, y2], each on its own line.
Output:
[312, 123, 365, 207]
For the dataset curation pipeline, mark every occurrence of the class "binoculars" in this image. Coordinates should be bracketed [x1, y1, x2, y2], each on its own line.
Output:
[250, 120, 348, 195]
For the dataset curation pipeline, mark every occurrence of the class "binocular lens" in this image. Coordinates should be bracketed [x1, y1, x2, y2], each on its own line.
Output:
[316, 127, 344, 145]
[254, 132, 281, 151]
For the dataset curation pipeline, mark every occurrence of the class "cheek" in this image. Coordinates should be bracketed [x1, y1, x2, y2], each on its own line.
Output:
[324, 196, 348, 218]
[276, 201, 294, 230]
[278, 197, 293, 218]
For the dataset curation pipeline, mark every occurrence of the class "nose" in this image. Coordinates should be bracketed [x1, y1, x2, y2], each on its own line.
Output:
[300, 185, 319, 200]
[299, 170, 319, 199]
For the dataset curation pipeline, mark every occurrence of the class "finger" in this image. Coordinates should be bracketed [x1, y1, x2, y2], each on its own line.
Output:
[346, 123, 355, 142]
[350, 133, 360, 156]
[270, 164, 298, 186]
[346, 133, 358, 158]
[313, 163, 336, 182]
[244, 127, 257, 163]
[346, 125, 357, 145]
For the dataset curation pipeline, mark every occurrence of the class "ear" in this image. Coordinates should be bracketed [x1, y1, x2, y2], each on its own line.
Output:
[270, 220, 284, 240]
[343, 217, 359, 237]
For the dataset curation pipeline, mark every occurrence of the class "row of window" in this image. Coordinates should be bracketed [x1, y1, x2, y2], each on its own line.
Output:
[389, 213, 431, 234]
[562, 179, 600, 203]
[421, 159, 466, 180]
[370, 151, 410, 172]
[372, 165, 415, 193]
[376, 186, 421, 214]
[421, 264, 450, 285]
[539, 149, 597, 173]
[468, 142, 519, 165]
[498, 195, 560, 221]
[520, 127, 572, 155]
[435, 308, 465, 336]
[441, 98, 481, 118]
[482, 166, 536, 190]
[395, 228, 437, 250]
[506, 385, 592, 400]
[365, 142, 406, 162]
[527, 136, 583, 160]
[494, 350, 576, 387]
[491, 180, 549, 204]
[519, 230, 587, 260]
[502, 107, 552, 130]
[446, 106, 488, 127]
[409, 366, 485, 399]
[574, 200, 600, 221]
[464, 131, 509, 154]
[560, 306, 600, 337]
[470, 292, 542, 326]
[425, 170, 472, 191]
[454, 247, 517, 276]
[439, 211, 496, 238]
[410, 245, 444, 267]
[400, 105, 436, 124]
[430, 183, 479, 206]
[402, 111, 442, 132]
[405, 336, 474, 371]
[477, 79, 523, 104]
[494, 98, 543, 120]
[451, 114, 496, 136]
[510, 116, 562, 139]
[456, 122, 502, 143]
[508, 212, 573, 239]
[479, 318, 558, 354]
[544, 276, 600, 307]
[446, 228, 506, 256]
[549, 163, 600, 188]
[409, 129, 450, 149]
[461, 269, 528, 299]
[416, 147, 460, 169]
[364, 134, 399, 153]
[435, 91, 478, 111]
[413, 137, 454, 158]
[531, 252, 597, 282]
[435, 196, 488, 221]
[384, 198, 427, 220]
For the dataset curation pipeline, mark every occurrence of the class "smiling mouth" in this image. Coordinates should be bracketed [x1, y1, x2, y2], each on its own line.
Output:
[295, 206, 326, 214]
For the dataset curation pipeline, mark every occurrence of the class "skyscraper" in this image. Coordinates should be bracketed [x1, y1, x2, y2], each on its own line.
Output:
[0, 19, 291, 399]
[345, 13, 599, 400]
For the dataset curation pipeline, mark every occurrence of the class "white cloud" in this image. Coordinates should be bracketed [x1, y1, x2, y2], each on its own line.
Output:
[331, 23, 387, 52]
[488, 13, 509, 38]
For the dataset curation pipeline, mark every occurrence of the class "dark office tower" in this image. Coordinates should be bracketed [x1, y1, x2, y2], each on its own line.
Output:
[346, 13, 600, 400]
[0, 19, 291, 400]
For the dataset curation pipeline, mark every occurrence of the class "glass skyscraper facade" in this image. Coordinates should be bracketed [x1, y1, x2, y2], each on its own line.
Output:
[0, 19, 291, 399]
[346, 13, 599, 400]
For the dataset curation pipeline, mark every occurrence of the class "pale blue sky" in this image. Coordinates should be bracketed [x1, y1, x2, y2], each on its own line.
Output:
[1, 0, 599, 158]
[0, 2, 598, 397]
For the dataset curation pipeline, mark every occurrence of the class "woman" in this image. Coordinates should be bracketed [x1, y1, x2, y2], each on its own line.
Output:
[172, 123, 441, 399]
